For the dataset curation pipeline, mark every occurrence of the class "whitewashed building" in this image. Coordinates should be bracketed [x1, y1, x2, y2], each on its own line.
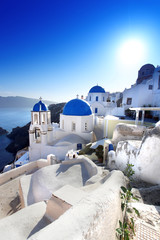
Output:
[60, 98, 94, 141]
[86, 85, 117, 116]
[29, 98, 95, 161]
[122, 64, 160, 117]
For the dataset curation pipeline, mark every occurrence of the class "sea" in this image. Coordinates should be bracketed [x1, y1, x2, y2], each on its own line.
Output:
[0, 107, 31, 170]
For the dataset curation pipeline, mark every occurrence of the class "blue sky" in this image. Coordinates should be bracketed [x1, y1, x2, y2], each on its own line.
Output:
[0, 0, 160, 102]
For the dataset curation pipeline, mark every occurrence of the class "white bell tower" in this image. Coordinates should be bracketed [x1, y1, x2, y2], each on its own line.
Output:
[29, 98, 53, 147]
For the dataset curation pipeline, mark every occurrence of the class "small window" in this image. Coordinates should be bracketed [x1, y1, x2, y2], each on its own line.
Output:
[42, 113, 45, 124]
[127, 98, 132, 105]
[89, 96, 91, 101]
[34, 114, 38, 124]
[72, 122, 76, 131]
[103, 97, 105, 101]
[148, 85, 153, 90]
[35, 128, 40, 139]
[95, 108, 98, 113]
[77, 143, 82, 150]
[96, 96, 98, 101]
[85, 123, 87, 131]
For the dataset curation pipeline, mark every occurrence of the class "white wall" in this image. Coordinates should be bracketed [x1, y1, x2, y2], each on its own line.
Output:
[60, 114, 94, 133]
[0, 159, 51, 186]
[152, 67, 160, 108]
[122, 80, 153, 109]
[29, 170, 126, 240]
[90, 102, 106, 116]
[110, 107, 125, 116]
[87, 92, 109, 103]
[29, 141, 87, 162]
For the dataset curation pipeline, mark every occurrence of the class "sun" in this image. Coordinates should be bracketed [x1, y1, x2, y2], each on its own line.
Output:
[118, 39, 146, 65]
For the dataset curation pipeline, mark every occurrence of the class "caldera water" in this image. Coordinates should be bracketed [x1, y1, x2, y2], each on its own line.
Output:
[0, 107, 31, 170]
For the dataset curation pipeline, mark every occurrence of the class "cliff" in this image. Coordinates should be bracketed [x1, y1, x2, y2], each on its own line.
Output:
[48, 102, 66, 123]
[6, 123, 30, 155]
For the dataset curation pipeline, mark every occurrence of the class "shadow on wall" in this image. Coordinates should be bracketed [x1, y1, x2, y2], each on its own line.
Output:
[27, 216, 50, 239]
[7, 195, 21, 216]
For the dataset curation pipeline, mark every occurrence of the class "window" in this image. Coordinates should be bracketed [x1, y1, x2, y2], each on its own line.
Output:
[103, 97, 105, 101]
[85, 123, 87, 131]
[126, 98, 132, 105]
[89, 96, 91, 101]
[95, 108, 98, 113]
[158, 75, 160, 89]
[77, 143, 82, 150]
[96, 96, 98, 101]
[34, 114, 38, 124]
[42, 113, 45, 124]
[72, 122, 76, 131]
[148, 85, 153, 90]
[35, 128, 41, 141]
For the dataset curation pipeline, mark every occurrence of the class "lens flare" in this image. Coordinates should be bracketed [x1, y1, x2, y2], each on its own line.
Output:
[118, 39, 146, 65]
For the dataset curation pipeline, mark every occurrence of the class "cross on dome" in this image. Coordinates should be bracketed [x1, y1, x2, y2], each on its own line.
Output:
[33, 97, 48, 111]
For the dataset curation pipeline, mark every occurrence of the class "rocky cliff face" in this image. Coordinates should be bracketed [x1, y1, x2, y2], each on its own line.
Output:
[48, 102, 65, 123]
[6, 123, 30, 155]
[0, 127, 8, 136]
[6, 103, 66, 155]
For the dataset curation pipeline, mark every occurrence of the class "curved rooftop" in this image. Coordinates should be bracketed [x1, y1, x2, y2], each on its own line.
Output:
[89, 85, 105, 93]
[63, 98, 92, 116]
[137, 64, 155, 84]
[139, 63, 155, 72]
[33, 100, 48, 112]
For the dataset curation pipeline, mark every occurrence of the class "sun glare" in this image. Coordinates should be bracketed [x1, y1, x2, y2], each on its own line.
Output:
[118, 39, 146, 65]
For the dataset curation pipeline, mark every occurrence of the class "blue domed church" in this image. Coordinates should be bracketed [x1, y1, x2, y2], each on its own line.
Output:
[60, 98, 94, 138]
[29, 98, 95, 161]
[86, 85, 115, 116]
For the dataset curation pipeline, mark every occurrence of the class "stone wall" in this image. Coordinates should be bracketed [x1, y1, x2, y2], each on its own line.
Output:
[110, 124, 160, 184]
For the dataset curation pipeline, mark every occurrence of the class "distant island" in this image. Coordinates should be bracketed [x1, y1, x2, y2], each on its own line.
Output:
[0, 96, 56, 108]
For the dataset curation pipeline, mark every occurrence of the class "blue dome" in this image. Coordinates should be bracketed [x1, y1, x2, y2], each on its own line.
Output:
[89, 85, 105, 93]
[63, 99, 92, 116]
[33, 101, 48, 111]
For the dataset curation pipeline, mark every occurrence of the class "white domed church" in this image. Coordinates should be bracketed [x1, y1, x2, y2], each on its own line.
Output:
[29, 98, 95, 161]
[86, 85, 116, 116]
